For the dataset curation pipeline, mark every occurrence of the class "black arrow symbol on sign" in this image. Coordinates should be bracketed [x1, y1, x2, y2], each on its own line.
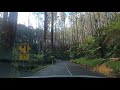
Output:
[22, 44, 27, 51]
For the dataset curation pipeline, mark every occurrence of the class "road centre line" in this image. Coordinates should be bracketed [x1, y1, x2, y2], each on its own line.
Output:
[64, 62, 72, 76]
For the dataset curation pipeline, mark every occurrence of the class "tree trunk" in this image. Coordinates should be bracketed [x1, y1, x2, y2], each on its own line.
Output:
[75, 13, 79, 42]
[105, 12, 109, 26]
[89, 12, 94, 36]
[1, 12, 18, 60]
[51, 12, 54, 53]
[54, 23, 57, 50]
[43, 12, 48, 60]
[97, 12, 105, 58]
[28, 12, 30, 27]
[2, 12, 8, 40]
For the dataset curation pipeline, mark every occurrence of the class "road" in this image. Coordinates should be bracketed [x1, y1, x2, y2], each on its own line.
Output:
[0, 61, 19, 78]
[25, 60, 107, 78]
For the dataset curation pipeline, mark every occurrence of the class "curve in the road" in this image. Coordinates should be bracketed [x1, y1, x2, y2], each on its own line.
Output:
[24, 60, 107, 78]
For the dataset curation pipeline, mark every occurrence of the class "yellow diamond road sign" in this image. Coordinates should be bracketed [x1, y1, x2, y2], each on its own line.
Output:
[19, 54, 29, 60]
[18, 43, 31, 54]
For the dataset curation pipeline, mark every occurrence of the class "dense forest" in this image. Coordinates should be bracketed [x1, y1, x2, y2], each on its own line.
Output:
[0, 12, 120, 60]
[0, 12, 120, 77]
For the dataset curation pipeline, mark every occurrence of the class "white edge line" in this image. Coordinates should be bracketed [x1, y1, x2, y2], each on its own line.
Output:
[64, 62, 72, 76]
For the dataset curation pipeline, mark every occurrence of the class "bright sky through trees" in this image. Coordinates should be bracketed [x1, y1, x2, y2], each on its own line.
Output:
[18, 12, 70, 29]
[18, 12, 37, 28]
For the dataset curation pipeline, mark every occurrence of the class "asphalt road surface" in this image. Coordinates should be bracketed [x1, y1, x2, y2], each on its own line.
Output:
[25, 60, 107, 78]
[0, 62, 18, 78]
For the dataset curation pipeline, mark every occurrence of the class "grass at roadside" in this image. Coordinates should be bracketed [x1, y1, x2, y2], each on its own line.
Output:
[70, 58, 107, 67]
[17, 65, 46, 72]
[11, 52, 56, 72]
[70, 58, 120, 77]
[105, 61, 120, 77]
[10, 63, 47, 77]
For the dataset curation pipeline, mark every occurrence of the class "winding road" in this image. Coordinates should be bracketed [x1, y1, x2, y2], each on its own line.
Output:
[25, 60, 107, 78]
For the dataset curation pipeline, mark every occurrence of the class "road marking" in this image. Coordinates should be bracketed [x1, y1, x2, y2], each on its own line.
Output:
[64, 62, 72, 76]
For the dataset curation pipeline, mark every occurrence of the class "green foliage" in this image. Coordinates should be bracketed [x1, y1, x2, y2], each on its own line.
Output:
[49, 56, 55, 61]
[102, 18, 120, 58]
[11, 53, 55, 72]
[53, 49, 70, 60]
[70, 58, 107, 67]
[106, 61, 120, 73]
[69, 16, 120, 59]
[11, 62, 46, 72]
[69, 36, 102, 59]
[46, 55, 56, 63]
[12, 47, 19, 60]
[33, 53, 43, 60]
[15, 65, 38, 71]
[70, 43, 83, 58]
[33, 53, 56, 64]
[29, 43, 39, 54]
